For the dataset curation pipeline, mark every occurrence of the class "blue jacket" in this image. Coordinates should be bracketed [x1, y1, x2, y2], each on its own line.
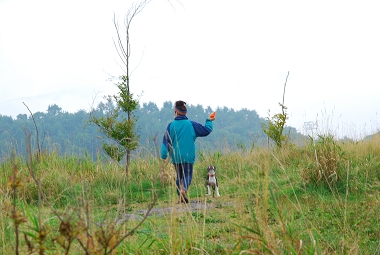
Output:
[161, 115, 213, 163]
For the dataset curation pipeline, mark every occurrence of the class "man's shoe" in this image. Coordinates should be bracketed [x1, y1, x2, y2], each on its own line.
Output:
[180, 191, 189, 203]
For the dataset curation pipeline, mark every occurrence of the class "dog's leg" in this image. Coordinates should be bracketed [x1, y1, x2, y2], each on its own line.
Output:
[215, 186, 220, 197]
[206, 184, 212, 196]
[215, 177, 220, 197]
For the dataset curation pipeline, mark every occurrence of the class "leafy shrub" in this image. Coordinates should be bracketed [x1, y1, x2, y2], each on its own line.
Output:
[261, 103, 288, 148]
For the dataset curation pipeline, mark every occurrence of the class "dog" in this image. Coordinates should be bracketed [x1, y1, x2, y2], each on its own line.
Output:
[206, 165, 220, 197]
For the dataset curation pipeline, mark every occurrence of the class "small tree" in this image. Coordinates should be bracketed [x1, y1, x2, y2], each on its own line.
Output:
[90, 0, 150, 174]
[262, 103, 288, 148]
[261, 72, 289, 148]
[90, 76, 139, 169]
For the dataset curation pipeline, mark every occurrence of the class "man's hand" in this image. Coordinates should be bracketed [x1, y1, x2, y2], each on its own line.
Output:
[209, 111, 216, 121]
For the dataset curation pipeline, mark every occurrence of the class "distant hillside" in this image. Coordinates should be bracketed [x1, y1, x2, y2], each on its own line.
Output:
[0, 101, 305, 161]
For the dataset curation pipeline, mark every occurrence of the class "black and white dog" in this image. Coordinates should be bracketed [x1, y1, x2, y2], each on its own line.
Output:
[206, 165, 220, 197]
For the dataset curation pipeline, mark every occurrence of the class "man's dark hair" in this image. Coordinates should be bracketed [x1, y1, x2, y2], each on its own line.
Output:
[175, 100, 187, 112]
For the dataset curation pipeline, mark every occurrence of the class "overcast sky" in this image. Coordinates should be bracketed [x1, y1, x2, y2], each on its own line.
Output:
[1, 0, 379, 139]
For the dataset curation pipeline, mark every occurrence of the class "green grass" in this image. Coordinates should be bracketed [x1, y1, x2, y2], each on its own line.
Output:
[1, 134, 380, 254]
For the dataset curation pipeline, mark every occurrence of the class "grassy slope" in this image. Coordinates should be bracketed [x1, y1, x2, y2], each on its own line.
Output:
[1, 135, 380, 254]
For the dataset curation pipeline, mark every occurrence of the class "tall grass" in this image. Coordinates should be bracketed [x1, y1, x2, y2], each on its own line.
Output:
[1, 133, 380, 254]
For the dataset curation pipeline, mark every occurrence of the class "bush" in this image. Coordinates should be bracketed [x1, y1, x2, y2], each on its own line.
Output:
[302, 134, 346, 187]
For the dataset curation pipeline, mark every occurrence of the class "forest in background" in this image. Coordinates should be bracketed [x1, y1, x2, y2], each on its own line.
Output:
[0, 101, 302, 161]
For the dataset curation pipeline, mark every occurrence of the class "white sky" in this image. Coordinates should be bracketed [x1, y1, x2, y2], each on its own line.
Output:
[1, 0, 379, 139]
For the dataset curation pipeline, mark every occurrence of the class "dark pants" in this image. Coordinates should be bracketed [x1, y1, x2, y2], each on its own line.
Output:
[173, 163, 193, 196]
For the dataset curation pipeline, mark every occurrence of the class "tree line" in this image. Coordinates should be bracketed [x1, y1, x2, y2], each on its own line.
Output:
[0, 102, 302, 161]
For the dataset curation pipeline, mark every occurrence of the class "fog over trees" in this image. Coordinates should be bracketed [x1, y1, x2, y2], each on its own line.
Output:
[0, 102, 302, 161]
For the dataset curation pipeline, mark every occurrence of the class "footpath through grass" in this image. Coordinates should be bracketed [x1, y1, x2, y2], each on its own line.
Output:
[1, 134, 380, 254]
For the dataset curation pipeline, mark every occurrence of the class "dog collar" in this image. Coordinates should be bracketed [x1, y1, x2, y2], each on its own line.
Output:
[208, 174, 215, 177]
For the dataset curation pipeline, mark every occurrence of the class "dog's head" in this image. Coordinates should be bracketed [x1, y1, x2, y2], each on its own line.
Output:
[207, 165, 216, 175]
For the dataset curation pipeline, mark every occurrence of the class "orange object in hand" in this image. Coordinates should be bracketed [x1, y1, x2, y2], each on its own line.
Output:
[209, 111, 216, 121]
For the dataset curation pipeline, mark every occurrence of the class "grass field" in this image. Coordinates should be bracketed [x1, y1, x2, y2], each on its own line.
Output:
[1, 133, 380, 254]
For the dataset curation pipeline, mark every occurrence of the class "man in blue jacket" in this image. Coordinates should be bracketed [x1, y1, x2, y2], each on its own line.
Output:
[161, 100, 215, 203]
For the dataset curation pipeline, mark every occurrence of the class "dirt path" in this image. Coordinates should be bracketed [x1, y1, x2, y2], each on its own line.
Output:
[118, 199, 230, 223]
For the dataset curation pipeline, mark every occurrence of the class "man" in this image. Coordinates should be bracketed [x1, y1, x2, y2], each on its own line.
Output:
[161, 100, 215, 203]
